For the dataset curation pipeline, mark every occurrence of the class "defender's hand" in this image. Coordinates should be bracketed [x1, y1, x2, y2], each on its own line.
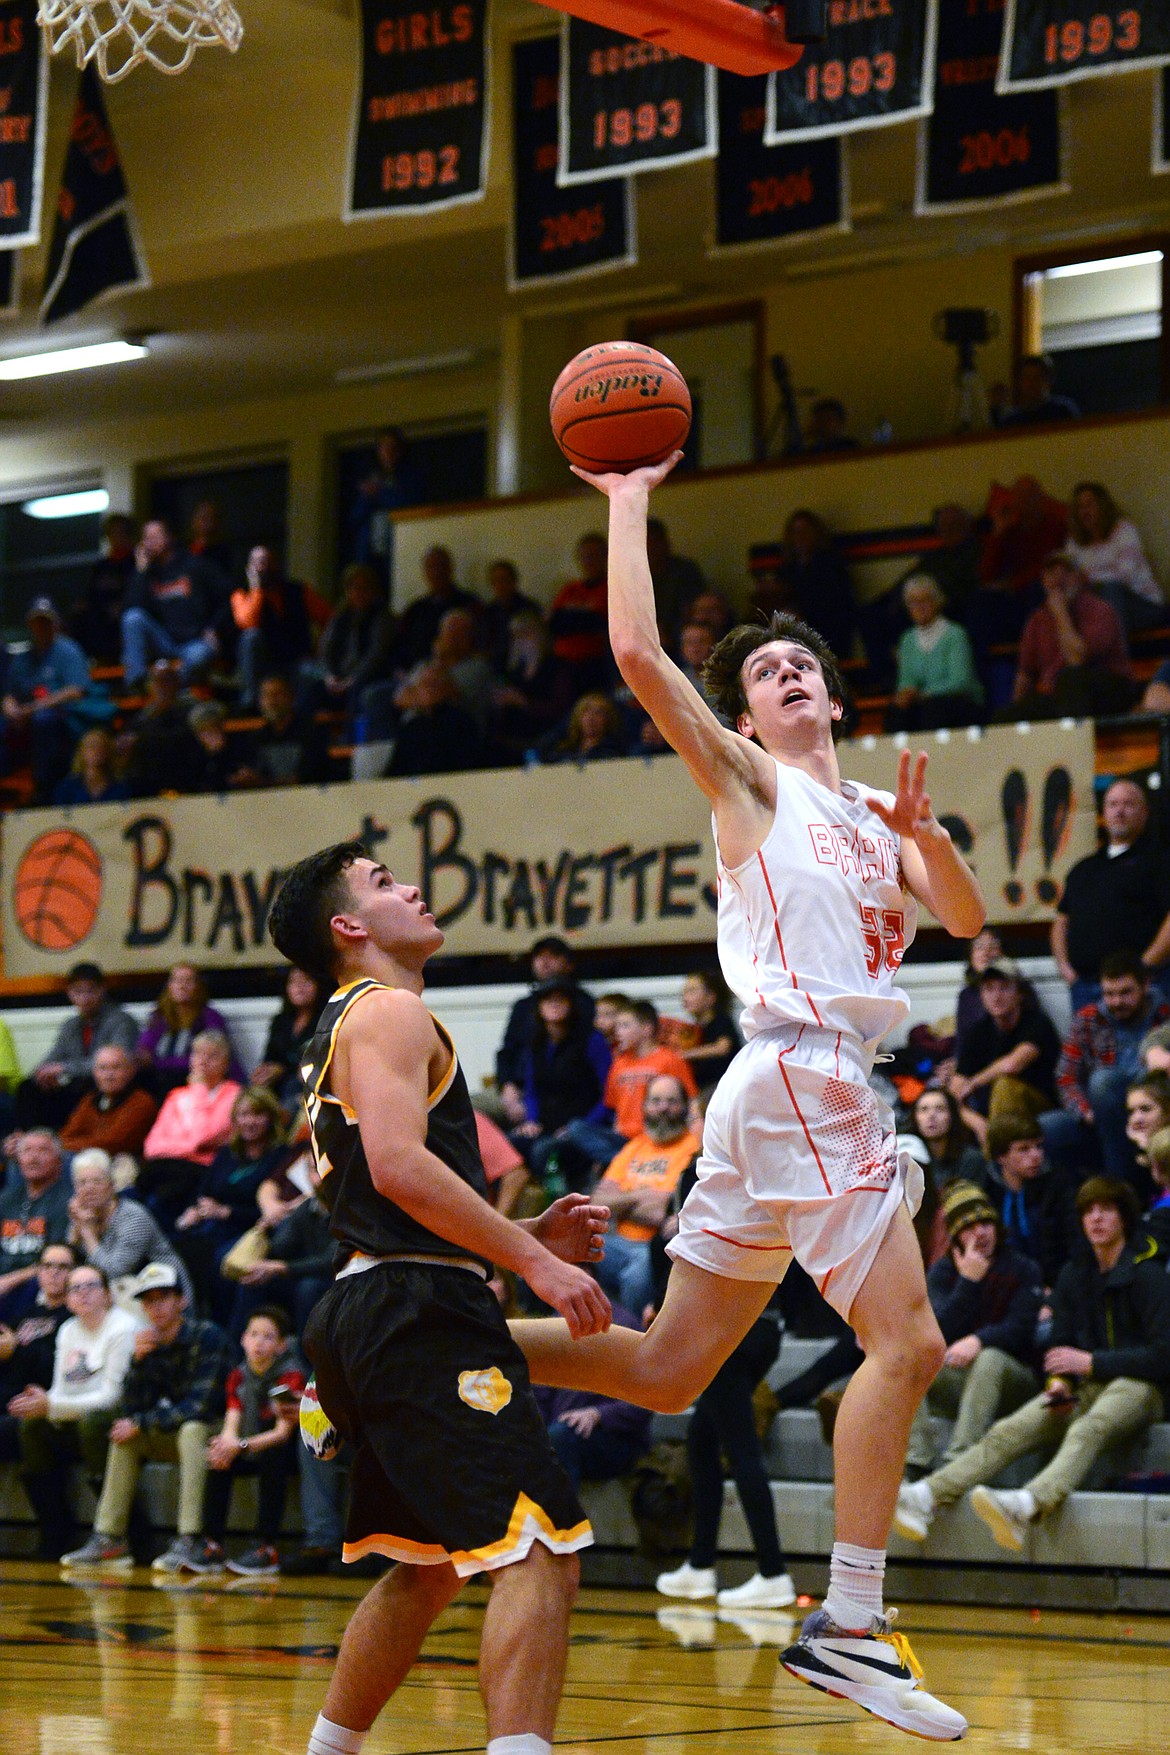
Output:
[569, 451, 683, 498]
[523, 1253, 611, 1339]
[527, 1193, 609, 1265]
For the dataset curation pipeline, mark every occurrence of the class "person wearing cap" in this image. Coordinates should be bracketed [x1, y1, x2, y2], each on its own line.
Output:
[903, 1181, 1042, 1476]
[948, 958, 1060, 1148]
[14, 961, 138, 1134]
[61, 1259, 231, 1573]
[2, 596, 110, 802]
[1052, 778, 1170, 1015]
[509, 977, 611, 1187]
[993, 549, 1134, 723]
[895, 1175, 1170, 1551]
[495, 936, 595, 1132]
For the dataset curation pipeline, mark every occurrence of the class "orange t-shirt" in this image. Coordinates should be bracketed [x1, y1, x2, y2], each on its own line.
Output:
[602, 1130, 699, 1242]
[604, 1046, 697, 1140]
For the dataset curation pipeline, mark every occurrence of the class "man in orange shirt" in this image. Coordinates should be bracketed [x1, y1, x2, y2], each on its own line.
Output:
[593, 1076, 698, 1313]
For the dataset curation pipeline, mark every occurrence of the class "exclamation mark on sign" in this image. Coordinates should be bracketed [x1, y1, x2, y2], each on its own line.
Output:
[1001, 769, 1028, 907]
[1036, 767, 1072, 905]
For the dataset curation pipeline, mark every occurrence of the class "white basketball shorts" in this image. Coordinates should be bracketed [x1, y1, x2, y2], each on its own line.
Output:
[668, 1022, 922, 1322]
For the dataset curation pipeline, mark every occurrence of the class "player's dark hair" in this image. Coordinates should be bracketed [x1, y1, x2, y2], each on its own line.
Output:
[701, 611, 851, 741]
[1100, 951, 1147, 984]
[269, 841, 367, 990]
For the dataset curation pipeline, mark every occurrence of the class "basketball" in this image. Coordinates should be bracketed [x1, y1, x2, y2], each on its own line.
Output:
[13, 828, 103, 952]
[550, 341, 691, 473]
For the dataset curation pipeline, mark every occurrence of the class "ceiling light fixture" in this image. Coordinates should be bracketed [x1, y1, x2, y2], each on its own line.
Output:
[0, 339, 148, 382]
[1044, 250, 1163, 280]
[23, 487, 110, 520]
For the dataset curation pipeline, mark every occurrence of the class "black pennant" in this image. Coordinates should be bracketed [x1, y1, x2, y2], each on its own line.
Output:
[40, 67, 148, 326]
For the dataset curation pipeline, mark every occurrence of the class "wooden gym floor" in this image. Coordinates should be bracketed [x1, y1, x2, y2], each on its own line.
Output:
[2, 1562, 1167, 1753]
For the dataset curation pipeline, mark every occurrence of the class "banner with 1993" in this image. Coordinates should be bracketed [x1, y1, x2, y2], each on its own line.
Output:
[558, 16, 716, 184]
[766, 0, 937, 143]
[715, 70, 847, 250]
[998, 0, 1170, 91]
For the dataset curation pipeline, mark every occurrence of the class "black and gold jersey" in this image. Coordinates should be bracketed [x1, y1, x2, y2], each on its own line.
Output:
[301, 978, 491, 1272]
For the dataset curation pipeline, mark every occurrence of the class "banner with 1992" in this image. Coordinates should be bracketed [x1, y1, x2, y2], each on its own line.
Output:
[765, 0, 937, 143]
[998, 0, 1170, 91]
[558, 16, 716, 184]
[715, 70, 848, 250]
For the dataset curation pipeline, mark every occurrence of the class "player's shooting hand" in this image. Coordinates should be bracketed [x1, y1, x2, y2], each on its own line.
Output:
[569, 451, 683, 499]
[523, 1253, 612, 1340]
[866, 750, 938, 842]
[527, 1192, 609, 1265]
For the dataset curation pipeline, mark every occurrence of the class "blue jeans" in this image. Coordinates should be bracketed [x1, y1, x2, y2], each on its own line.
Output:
[1041, 1067, 1138, 1182]
[547, 1418, 647, 1492]
[595, 1229, 654, 1314]
[122, 606, 217, 686]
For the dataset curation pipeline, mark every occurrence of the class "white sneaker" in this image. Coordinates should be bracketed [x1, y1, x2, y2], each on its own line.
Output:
[716, 1570, 797, 1609]
[655, 1561, 717, 1599]
[892, 1478, 935, 1542]
[782, 1608, 967, 1740]
[970, 1486, 1034, 1552]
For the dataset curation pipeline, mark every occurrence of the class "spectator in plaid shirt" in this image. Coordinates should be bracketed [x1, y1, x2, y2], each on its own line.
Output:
[1040, 953, 1170, 1193]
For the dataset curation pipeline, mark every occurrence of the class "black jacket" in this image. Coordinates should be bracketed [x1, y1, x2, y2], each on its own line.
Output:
[1049, 1239, 1170, 1394]
[927, 1245, 1044, 1364]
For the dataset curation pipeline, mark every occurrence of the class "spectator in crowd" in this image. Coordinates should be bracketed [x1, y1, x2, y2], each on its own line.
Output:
[0, 1133, 72, 1301]
[968, 475, 1068, 652]
[16, 961, 138, 1132]
[227, 1158, 333, 1340]
[62, 1261, 231, 1573]
[390, 545, 480, 674]
[902, 504, 982, 620]
[53, 727, 130, 807]
[138, 1032, 243, 1229]
[1140, 1023, 1170, 1074]
[191, 1306, 306, 1576]
[231, 545, 326, 708]
[0, 1244, 74, 1454]
[983, 1114, 1079, 1290]
[885, 576, 982, 732]
[121, 518, 230, 689]
[67, 1148, 191, 1301]
[674, 972, 742, 1089]
[120, 659, 197, 797]
[533, 1303, 652, 1492]
[948, 957, 1061, 1143]
[1143, 1126, 1170, 1254]
[60, 1044, 158, 1168]
[996, 550, 1134, 722]
[903, 1181, 1043, 1477]
[475, 1109, 530, 1218]
[895, 1177, 1168, 1552]
[544, 692, 627, 764]
[592, 992, 633, 1054]
[592, 1076, 699, 1312]
[1041, 955, 1170, 1188]
[384, 663, 483, 778]
[252, 966, 322, 1113]
[803, 395, 859, 453]
[12, 1260, 139, 1557]
[508, 977, 611, 1188]
[561, 1001, 697, 1172]
[548, 532, 610, 694]
[1124, 1071, 1170, 1191]
[240, 671, 331, 788]
[482, 559, 540, 670]
[770, 509, 855, 661]
[953, 928, 1006, 1051]
[186, 701, 244, 793]
[1051, 777, 1170, 1012]
[646, 517, 707, 642]
[908, 1088, 987, 1194]
[70, 512, 137, 662]
[994, 353, 1080, 428]
[349, 426, 424, 584]
[491, 613, 577, 761]
[685, 589, 736, 645]
[676, 619, 717, 695]
[3, 598, 108, 802]
[173, 1090, 289, 1317]
[136, 963, 243, 1094]
[1065, 481, 1164, 636]
[0, 1017, 18, 1142]
[186, 499, 234, 578]
[496, 936, 595, 1126]
[379, 605, 495, 739]
[312, 562, 397, 721]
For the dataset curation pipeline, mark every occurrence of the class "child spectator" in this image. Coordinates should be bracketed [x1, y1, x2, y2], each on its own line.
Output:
[136, 963, 243, 1094]
[559, 1001, 697, 1175]
[1066, 481, 1164, 635]
[1124, 1072, 1170, 1186]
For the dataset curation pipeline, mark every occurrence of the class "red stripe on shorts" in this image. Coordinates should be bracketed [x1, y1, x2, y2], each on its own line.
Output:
[775, 1051, 833, 1197]
[700, 1228, 791, 1251]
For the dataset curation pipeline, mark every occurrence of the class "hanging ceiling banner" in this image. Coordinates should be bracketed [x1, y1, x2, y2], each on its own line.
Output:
[558, 15, 716, 183]
[40, 68, 148, 326]
[714, 70, 849, 250]
[917, 0, 1064, 213]
[511, 35, 635, 287]
[0, 0, 48, 248]
[1154, 65, 1169, 171]
[765, 0, 936, 143]
[998, 0, 1170, 92]
[346, 0, 490, 217]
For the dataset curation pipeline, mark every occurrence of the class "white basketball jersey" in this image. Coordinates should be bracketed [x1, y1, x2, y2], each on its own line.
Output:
[715, 759, 917, 1053]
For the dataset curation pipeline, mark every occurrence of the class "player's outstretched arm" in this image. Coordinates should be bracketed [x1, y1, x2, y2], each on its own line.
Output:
[869, 750, 986, 939]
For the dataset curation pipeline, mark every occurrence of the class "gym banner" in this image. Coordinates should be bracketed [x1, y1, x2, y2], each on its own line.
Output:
[998, 0, 1170, 91]
[346, 0, 489, 218]
[714, 70, 848, 251]
[917, 0, 1063, 213]
[0, 723, 1096, 977]
[510, 34, 635, 288]
[765, 0, 936, 143]
[558, 16, 716, 184]
[40, 68, 148, 326]
[0, 0, 48, 248]
[1154, 65, 1169, 171]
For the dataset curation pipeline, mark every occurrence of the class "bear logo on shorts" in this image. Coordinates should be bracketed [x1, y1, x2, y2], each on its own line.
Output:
[458, 1367, 513, 1415]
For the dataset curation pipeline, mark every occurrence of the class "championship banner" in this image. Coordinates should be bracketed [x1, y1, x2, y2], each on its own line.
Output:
[765, 0, 936, 143]
[510, 34, 635, 288]
[558, 16, 716, 184]
[346, 0, 489, 218]
[917, 0, 1063, 213]
[998, 0, 1170, 91]
[714, 70, 848, 251]
[0, 724, 1095, 978]
[0, 1, 47, 248]
[1154, 64, 1169, 171]
[40, 68, 148, 326]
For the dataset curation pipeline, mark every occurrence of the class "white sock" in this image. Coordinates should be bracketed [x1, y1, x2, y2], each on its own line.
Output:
[307, 1714, 367, 1755]
[822, 1540, 885, 1630]
[487, 1738, 552, 1755]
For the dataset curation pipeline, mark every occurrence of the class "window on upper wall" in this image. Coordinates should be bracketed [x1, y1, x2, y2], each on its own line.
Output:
[334, 419, 488, 603]
[1015, 238, 1168, 419]
[0, 486, 107, 639]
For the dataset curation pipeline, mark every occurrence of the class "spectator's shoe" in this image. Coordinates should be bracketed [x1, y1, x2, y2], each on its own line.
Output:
[781, 1608, 967, 1740]
[184, 1539, 226, 1575]
[716, 1571, 797, 1609]
[892, 1479, 935, 1543]
[226, 1544, 280, 1577]
[152, 1535, 207, 1574]
[970, 1486, 1034, 1552]
[279, 1545, 338, 1577]
[61, 1534, 131, 1571]
[656, 1561, 717, 1599]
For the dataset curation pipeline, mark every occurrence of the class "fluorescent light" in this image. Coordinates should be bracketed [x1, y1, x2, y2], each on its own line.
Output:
[1045, 251, 1163, 280]
[334, 348, 477, 385]
[23, 488, 110, 520]
[0, 339, 147, 381]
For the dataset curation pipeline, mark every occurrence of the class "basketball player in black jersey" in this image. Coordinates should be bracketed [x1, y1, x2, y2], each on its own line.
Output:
[268, 842, 612, 1755]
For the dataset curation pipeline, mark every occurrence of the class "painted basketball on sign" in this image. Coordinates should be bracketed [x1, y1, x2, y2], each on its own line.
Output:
[13, 828, 103, 951]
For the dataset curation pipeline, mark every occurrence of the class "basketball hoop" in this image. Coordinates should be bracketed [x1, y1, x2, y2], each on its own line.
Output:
[529, 0, 804, 76]
[37, 0, 244, 83]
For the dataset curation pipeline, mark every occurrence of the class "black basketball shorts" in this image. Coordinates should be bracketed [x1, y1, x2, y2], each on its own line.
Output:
[303, 1260, 592, 1576]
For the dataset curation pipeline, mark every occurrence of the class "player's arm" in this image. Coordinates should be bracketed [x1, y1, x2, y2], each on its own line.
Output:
[869, 750, 986, 940]
[335, 989, 610, 1338]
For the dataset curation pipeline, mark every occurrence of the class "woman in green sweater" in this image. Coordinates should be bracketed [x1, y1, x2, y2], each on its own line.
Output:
[885, 575, 983, 732]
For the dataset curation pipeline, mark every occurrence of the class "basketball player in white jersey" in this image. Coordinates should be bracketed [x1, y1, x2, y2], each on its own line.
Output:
[512, 455, 985, 1740]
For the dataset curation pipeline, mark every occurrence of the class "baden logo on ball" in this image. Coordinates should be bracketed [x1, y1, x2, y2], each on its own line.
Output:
[550, 342, 691, 472]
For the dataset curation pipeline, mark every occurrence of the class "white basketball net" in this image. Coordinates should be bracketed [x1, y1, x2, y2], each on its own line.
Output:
[37, 0, 244, 82]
